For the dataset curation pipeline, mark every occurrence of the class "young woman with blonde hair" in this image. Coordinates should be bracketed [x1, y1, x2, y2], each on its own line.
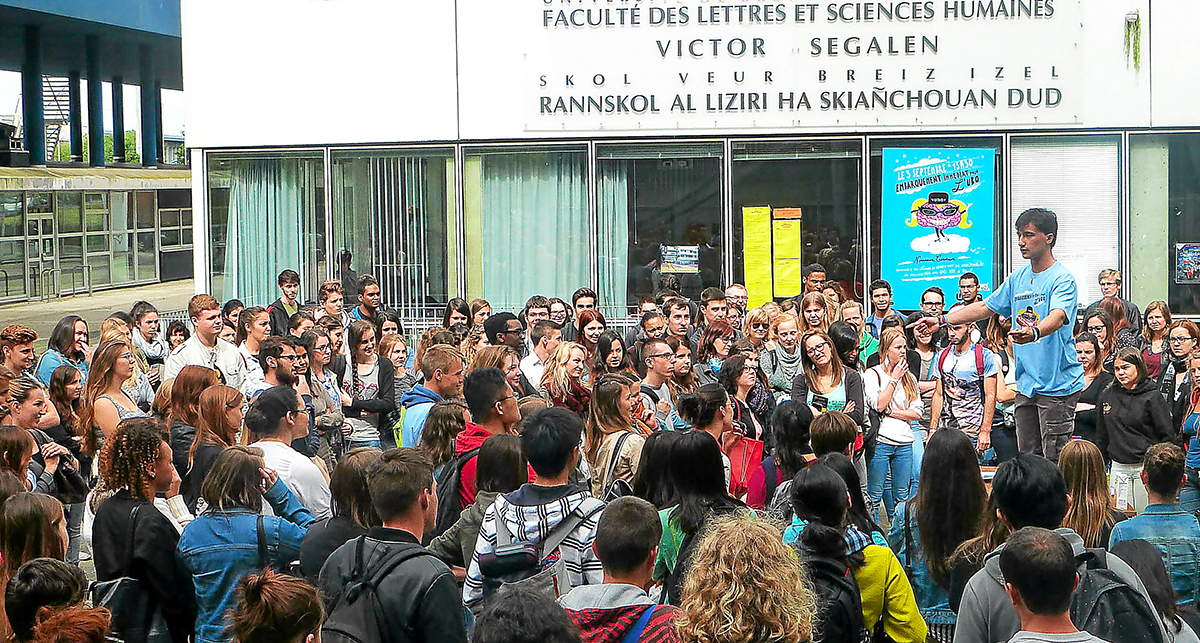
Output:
[743, 306, 771, 352]
[471, 345, 529, 396]
[1059, 438, 1126, 549]
[760, 312, 801, 400]
[675, 513, 815, 643]
[539, 341, 591, 417]
[864, 326, 922, 521]
[77, 340, 147, 457]
[99, 319, 154, 408]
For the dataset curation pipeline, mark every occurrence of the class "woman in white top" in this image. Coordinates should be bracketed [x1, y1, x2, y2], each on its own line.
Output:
[236, 306, 270, 385]
[864, 326, 923, 522]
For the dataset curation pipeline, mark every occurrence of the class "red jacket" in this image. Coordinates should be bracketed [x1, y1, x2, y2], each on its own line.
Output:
[454, 423, 536, 509]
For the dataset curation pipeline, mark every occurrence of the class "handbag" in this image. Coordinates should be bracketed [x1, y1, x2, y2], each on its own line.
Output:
[29, 430, 89, 505]
[601, 433, 635, 502]
[725, 403, 765, 497]
[91, 505, 172, 643]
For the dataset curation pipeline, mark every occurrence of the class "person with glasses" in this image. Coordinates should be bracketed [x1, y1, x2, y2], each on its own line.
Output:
[338, 321, 397, 452]
[640, 338, 690, 431]
[791, 329, 865, 428]
[455, 367, 532, 510]
[725, 284, 750, 311]
[1084, 269, 1143, 337]
[1160, 321, 1200, 416]
[246, 385, 332, 520]
[921, 287, 946, 318]
[629, 311, 666, 378]
[693, 321, 737, 387]
[1082, 309, 1117, 372]
[742, 307, 771, 352]
[304, 329, 350, 467]
[761, 313, 802, 402]
[246, 336, 300, 401]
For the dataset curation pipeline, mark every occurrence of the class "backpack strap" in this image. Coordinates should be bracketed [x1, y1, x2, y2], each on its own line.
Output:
[605, 433, 632, 491]
[621, 605, 656, 643]
[763, 456, 778, 502]
[974, 344, 985, 381]
[257, 515, 268, 570]
[541, 508, 589, 559]
[493, 504, 514, 548]
[902, 501, 914, 580]
[343, 536, 434, 601]
[936, 347, 952, 375]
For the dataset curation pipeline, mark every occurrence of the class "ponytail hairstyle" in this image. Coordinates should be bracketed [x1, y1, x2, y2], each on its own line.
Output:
[791, 464, 850, 560]
[676, 383, 728, 430]
[229, 570, 324, 643]
[235, 306, 268, 347]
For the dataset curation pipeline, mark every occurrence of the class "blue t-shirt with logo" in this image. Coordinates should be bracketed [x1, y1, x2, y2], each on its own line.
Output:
[984, 260, 1085, 397]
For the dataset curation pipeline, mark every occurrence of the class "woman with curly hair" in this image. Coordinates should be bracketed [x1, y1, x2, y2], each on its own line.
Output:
[92, 417, 196, 643]
[459, 324, 488, 366]
[675, 513, 815, 643]
[418, 399, 468, 471]
[539, 342, 591, 417]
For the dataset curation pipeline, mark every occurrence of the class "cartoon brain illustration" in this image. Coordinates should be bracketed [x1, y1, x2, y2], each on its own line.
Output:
[905, 191, 972, 241]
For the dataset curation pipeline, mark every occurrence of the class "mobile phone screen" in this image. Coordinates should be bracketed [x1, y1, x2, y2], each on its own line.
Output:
[811, 395, 829, 411]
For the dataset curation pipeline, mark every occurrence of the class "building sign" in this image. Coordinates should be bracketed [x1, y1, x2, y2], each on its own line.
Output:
[880, 147, 995, 306]
[508, 0, 1104, 135]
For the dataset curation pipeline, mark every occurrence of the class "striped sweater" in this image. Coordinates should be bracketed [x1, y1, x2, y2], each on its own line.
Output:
[463, 483, 606, 608]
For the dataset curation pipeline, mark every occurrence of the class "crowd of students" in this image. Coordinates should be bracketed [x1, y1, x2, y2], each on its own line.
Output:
[0, 208, 1196, 643]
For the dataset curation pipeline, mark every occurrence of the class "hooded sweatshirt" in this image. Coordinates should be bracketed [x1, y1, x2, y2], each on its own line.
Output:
[463, 483, 605, 608]
[455, 423, 537, 510]
[1096, 378, 1174, 465]
[559, 584, 680, 643]
[399, 384, 442, 448]
[953, 527, 1168, 643]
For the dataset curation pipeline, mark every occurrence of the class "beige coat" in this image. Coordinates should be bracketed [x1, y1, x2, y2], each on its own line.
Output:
[590, 429, 645, 498]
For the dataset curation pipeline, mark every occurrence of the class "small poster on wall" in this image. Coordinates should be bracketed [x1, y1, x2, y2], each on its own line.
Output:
[1176, 243, 1200, 284]
[880, 148, 996, 307]
[660, 245, 700, 274]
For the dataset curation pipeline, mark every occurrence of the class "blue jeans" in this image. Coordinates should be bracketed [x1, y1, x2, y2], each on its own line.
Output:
[869, 442, 913, 522]
[1181, 468, 1200, 516]
[868, 441, 912, 523]
[348, 439, 382, 450]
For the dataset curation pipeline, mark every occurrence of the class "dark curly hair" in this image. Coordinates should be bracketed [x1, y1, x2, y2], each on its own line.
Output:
[98, 418, 167, 500]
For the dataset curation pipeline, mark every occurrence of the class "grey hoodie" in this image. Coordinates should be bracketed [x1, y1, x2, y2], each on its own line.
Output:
[953, 527, 1169, 643]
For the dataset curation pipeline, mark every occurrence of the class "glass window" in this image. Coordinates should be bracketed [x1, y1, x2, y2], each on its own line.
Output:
[26, 192, 52, 215]
[86, 234, 109, 253]
[84, 192, 108, 233]
[111, 232, 134, 284]
[57, 192, 82, 234]
[332, 149, 456, 320]
[136, 231, 156, 281]
[732, 140, 862, 308]
[136, 191, 156, 229]
[1131, 134, 1200, 314]
[111, 192, 130, 232]
[157, 189, 191, 209]
[87, 253, 110, 288]
[1010, 135, 1121, 308]
[160, 229, 181, 247]
[463, 148, 589, 312]
[870, 137, 1003, 312]
[161, 209, 181, 228]
[596, 143, 723, 317]
[0, 193, 23, 299]
[207, 153, 325, 304]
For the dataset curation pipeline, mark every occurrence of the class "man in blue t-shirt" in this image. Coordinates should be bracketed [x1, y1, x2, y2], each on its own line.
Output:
[911, 208, 1085, 462]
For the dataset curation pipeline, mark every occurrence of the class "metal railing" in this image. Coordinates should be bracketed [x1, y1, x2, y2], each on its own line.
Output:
[39, 265, 93, 301]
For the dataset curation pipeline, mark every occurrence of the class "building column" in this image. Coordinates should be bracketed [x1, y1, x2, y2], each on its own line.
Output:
[68, 70, 83, 162]
[138, 44, 158, 167]
[21, 25, 44, 166]
[154, 81, 163, 164]
[86, 35, 104, 167]
[111, 76, 124, 163]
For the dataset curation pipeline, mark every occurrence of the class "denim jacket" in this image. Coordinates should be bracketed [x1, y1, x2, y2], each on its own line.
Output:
[178, 479, 317, 643]
[1110, 503, 1200, 605]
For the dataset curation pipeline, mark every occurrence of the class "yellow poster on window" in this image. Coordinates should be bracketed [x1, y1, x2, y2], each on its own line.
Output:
[773, 219, 802, 297]
[742, 206, 772, 308]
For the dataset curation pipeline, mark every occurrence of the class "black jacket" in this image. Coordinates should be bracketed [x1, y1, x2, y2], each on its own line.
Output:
[1096, 379, 1173, 465]
[169, 420, 197, 501]
[335, 356, 398, 450]
[267, 297, 293, 336]
[300, 516, 366, 582]
[318, 527, 468, 643]
[93, 491, 197, 643]
[1073, 371, 1115, 445]
[790, 368, 865, 427]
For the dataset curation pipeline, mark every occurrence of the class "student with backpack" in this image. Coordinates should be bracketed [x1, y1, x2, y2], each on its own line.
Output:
[463, 407, 606, 611]
[558, 497, 681, 643]
[928, 321, 1000, 453]
[1000, 527, 1114, 643]
[791, 462, 927, 643]
[318, 448, 468, 643]
[954, 454, 1169, 643]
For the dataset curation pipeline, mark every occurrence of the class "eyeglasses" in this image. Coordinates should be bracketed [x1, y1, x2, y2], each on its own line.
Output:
[277, 354, 297, 362]
[646, 351, 673, 360]
[313, 344, 331, 353]
[494, 394, 515, 407]
[751, 322, 768, 329]
[806, 341, 830, 355]
[1086, 325, 1105, 333]
[921, 300, 943, 307]
[1170, 336, 1196, 344]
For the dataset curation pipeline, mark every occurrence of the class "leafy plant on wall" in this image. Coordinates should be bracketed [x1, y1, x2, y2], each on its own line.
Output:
[1124, 11, 1141, 72]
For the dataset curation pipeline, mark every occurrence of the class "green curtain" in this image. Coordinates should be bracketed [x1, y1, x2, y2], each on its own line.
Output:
[225, 159, 307, 306]
[597, 161, 630, 317]
[480, 152, 589, 309]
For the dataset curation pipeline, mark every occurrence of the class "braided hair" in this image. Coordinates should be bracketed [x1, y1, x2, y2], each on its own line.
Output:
[98, 417, 166, 501]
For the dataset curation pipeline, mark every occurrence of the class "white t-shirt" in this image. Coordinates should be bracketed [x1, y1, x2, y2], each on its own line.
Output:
[520, 353, 545, 392]
[864, 365, 922, 444]
[249, 440, 331, 520]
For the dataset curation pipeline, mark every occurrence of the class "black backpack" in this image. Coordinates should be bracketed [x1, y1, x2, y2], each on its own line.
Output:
[1071, 548, 1165, 643]
[431, 446, 481, 539]
[322, 537, 434, 643]
[791, 544, 872, 643]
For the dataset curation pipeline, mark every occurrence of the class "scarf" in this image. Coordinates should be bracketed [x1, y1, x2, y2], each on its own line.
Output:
[774, 344, 802, 379]
[553, 379, 592, 417]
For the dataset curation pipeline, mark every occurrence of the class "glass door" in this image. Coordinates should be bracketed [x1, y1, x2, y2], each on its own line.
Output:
[0, 193, 26, 300]
[25, 192, 55, 299]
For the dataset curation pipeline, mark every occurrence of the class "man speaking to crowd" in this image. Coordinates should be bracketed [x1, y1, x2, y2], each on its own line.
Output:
[911, 208, 1084, 462]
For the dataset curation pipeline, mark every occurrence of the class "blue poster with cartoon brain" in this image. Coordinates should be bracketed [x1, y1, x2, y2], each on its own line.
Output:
[881, 148, 995, 308]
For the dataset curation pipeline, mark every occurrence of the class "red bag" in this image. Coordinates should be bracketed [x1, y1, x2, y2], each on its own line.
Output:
[724, 434, 765, 498]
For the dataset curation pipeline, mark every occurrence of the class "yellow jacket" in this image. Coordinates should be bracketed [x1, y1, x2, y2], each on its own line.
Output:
[853, 544, 928, 643]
